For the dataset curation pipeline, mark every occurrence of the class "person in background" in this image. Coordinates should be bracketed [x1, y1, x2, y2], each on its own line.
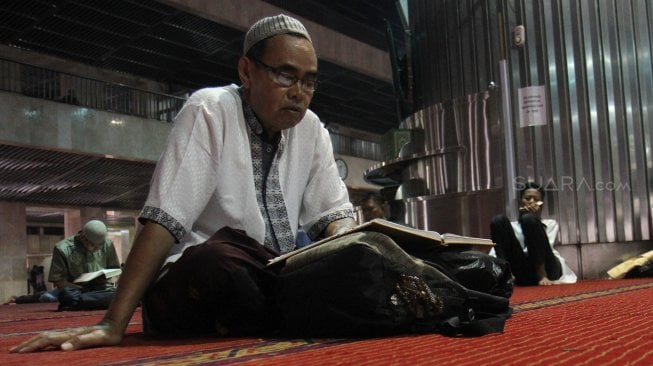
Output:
[360, 191, 386, 222]
[2, 266, 55, 305]
[295, 229, 312, 248]
[12, 13, 355, 353]
[489, 182, 576, 286]
[48, 219, 120, 310]
[38, 288, 60, 303]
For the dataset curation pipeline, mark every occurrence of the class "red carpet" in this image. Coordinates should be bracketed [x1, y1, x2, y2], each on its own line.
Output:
[2, 278, 652, 365]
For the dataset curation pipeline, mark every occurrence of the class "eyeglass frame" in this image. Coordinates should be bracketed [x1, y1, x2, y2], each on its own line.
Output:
[251, 58, 319, 93]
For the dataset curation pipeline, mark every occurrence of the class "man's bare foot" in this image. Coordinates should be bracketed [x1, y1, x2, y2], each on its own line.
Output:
[538, 277, 554, 286]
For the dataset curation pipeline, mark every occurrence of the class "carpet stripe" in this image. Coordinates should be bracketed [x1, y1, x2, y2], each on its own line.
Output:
[511, 280, 653, 312]
[509, 278, 653, 304]
[629, 348, 653, 366]
[479, 290, 652, 365]
[104, 339, 347, 366]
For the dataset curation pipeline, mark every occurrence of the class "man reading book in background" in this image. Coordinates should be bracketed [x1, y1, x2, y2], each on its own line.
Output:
[48, 219, 121, 311]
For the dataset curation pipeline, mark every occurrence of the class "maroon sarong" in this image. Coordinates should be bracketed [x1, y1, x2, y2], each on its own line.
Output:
[143, 227, 280, 337]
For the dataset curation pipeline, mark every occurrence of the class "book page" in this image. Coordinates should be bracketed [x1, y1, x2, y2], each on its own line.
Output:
[441, 233, 494, 246]
[73, 268, 122, 283]
[268, 219, 442, 267]
[268, 219, 494, 268]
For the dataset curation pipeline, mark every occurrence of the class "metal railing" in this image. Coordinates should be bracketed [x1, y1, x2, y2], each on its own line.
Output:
[330, 132, 381, 161]
[0, 58, 382, 161]
[0, 58, 186, 122]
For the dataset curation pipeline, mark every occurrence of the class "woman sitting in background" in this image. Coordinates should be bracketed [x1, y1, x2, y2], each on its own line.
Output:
[490, 182, 576, 286]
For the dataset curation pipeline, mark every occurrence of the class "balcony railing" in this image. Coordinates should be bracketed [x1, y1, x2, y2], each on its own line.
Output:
[330, 132, 381, 161]
[0, 58, 381, 160]
[0, 58, 186, 122]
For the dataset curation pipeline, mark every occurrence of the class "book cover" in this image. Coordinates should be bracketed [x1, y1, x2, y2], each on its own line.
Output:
[73, 268, 122, 283]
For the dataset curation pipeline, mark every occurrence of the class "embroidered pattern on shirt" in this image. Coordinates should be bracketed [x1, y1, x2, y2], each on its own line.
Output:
[139, 205, 187, 243]
[306, 208, 355, 240]
[242, 99, 295, 254]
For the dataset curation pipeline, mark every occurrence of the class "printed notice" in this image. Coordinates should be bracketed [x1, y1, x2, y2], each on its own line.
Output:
[518, 85, 548, 127]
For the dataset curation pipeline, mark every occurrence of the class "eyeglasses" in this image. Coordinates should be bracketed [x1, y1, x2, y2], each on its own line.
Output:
[253, 59, 319, 92]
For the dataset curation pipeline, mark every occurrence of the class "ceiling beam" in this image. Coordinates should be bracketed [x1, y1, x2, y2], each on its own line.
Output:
[157, 0, 392, 83]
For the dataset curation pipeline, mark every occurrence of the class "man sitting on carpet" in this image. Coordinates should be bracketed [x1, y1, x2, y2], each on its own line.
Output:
[489, 182, 576, 286]
[11, 13, 355, 353]
[49, 219, 121, 310]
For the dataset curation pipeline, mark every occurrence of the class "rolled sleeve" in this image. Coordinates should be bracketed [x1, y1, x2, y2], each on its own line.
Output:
[47, 247, 69, 283]
[139, 206, 187, 243]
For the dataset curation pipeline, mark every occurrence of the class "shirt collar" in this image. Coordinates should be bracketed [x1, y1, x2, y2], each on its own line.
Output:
[239, 87, 264, 136]
[239, 87, 287, 152]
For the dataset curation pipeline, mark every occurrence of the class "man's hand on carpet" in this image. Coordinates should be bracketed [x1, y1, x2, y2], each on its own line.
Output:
[9, 324, 122, 353]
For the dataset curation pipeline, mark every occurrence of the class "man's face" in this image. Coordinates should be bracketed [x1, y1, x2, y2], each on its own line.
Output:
[362, 199, 385, 222]
[80, 234, 102, 252]
[240, 34, 318, 135]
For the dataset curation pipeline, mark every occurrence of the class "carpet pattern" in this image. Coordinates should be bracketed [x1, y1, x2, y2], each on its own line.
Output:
[2, 278, 652, 365]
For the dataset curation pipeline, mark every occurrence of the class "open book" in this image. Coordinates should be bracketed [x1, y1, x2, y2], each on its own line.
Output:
[607, 250, 653, 279]
[268, 218, 494, 267]
[73, 268, 122, 284]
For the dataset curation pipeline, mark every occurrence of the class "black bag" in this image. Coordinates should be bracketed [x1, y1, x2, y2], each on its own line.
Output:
[275, 231, 511, 338]
[410, 248, 514, 299]
[625, 263, 653, 278]
[58, 286, 116, 311]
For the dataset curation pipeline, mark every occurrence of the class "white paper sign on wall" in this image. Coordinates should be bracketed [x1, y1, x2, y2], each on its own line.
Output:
[518, 85, 548, 127]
